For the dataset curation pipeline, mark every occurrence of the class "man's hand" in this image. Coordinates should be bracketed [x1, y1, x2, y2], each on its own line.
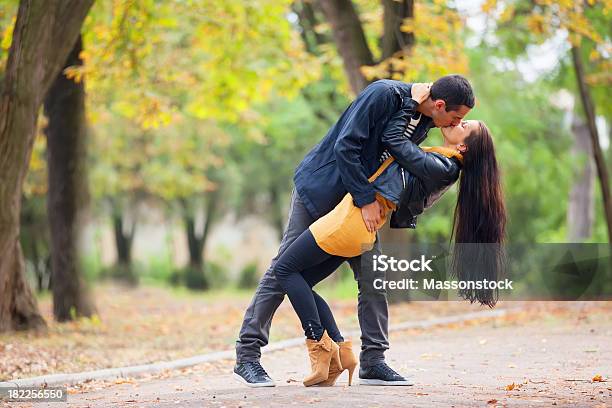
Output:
[361, 200, 383, 233]
[411, 82, 432, 104]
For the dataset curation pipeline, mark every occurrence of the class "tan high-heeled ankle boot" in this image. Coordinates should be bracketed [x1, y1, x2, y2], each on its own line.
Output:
[303, 331, 339, 387]
[317, 339, 358, 386]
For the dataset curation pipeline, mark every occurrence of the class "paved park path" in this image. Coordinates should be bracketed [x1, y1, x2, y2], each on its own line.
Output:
[13, 304, 612, 407]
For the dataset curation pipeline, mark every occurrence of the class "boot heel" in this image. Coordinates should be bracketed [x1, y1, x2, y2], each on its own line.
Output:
[348, 366, 355, 386]
[316, 339, 357, 387]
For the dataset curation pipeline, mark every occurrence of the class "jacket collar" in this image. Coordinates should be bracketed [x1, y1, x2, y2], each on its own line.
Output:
[422, 146, 464, 164]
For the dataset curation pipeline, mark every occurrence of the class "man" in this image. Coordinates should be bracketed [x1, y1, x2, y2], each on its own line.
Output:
[234, 74, 475, 387]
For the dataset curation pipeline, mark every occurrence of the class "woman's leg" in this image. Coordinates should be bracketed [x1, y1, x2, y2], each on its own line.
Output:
[302, 258, 357, 387]
[301, 257, 347, 343]
[312, 291, 344, 343]
[273, 229, 336, 341]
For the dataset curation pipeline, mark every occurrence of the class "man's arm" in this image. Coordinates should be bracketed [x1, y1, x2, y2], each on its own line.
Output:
[333, 81, 400, 208]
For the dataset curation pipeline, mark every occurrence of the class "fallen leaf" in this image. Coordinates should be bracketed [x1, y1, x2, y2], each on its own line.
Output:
[592, 375, 604, 382]
[505, 382, 517, 391]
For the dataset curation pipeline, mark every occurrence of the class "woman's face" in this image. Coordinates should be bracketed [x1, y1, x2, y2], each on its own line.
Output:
[441, 120, 480, 146]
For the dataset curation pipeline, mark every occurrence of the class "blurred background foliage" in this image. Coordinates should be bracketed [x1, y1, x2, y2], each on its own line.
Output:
[0, 0, 609, 295]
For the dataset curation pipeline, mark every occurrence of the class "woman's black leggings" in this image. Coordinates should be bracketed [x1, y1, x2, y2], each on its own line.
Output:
[273, 228, 347, 342]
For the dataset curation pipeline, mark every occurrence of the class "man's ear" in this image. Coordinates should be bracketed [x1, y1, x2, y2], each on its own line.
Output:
[434, 99, 446, 111]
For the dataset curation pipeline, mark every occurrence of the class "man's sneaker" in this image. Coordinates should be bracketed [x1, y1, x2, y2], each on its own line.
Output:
[233, 361, 276, 388]
[358, 362, 414, 386]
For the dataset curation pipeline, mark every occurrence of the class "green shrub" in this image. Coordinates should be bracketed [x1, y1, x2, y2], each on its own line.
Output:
[100, 262, 140, 286]
[237, 261, 259, 289]
[183, 264, 208, 290]
[206, 260, 229, 290]
[169, 260, 228, 291]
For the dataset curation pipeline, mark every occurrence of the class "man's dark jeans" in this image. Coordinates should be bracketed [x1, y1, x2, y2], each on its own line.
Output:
[235, 188, 389, 368]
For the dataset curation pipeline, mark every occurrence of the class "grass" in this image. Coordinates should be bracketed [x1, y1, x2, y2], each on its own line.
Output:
[317, 275, 359, 300]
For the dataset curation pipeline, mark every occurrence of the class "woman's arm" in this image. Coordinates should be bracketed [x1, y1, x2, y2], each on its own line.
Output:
[381, 115, 456, 186]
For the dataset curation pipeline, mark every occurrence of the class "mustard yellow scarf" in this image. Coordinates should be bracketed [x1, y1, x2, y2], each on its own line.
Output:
[422, 146, 464, 164]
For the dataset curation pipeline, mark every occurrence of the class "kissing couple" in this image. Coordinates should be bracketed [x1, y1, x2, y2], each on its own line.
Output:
[234, 75, 506, 387]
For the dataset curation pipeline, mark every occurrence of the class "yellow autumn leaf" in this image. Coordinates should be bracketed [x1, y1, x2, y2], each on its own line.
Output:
[504, 382, 517, 391]
[1, 16, 15, 50]
[482, 0, 497, 13]
[400, 19, 415, 33]
[499, 5, 515, 23]
[527, 14, 547, 35]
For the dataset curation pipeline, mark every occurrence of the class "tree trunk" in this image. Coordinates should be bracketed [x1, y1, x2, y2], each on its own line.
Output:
[44, 35, 95, 321]
[30, 237, 42, 291]
[200, 190, 220, 261]
[269, 183, 285, 241]
[182, 192, 220, 290]
[317, 0, 374, 94]
[0, 0, 94, 332]
[112, 211, 137, 285]
[317, 0, 417, 93]
[293, 0, 330, 55]
[20, 197, 52, 292]
[567, 113, 595, 241]
[381, 0, 414, 60]
[186, 216, 204, 267]
[294, 0, 344, 123]
[183, 213, 207, 290]
[570, 46, 612, 248]
[29, 234, 51, 293]
[113, 213, 134, 265]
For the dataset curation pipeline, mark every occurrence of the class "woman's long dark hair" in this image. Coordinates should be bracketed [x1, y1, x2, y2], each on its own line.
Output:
[451, 121, 506, 308]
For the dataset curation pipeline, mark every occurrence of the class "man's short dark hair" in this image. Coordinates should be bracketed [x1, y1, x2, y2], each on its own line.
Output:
[430, 74, 475, 112]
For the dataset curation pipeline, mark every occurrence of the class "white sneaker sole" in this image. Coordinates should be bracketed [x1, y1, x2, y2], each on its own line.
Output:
[233, 372, 276, 388]
[359, 378, 414, 386]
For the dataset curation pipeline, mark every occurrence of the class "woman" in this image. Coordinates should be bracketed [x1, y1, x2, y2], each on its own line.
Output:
[273, 120, 506, 387]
